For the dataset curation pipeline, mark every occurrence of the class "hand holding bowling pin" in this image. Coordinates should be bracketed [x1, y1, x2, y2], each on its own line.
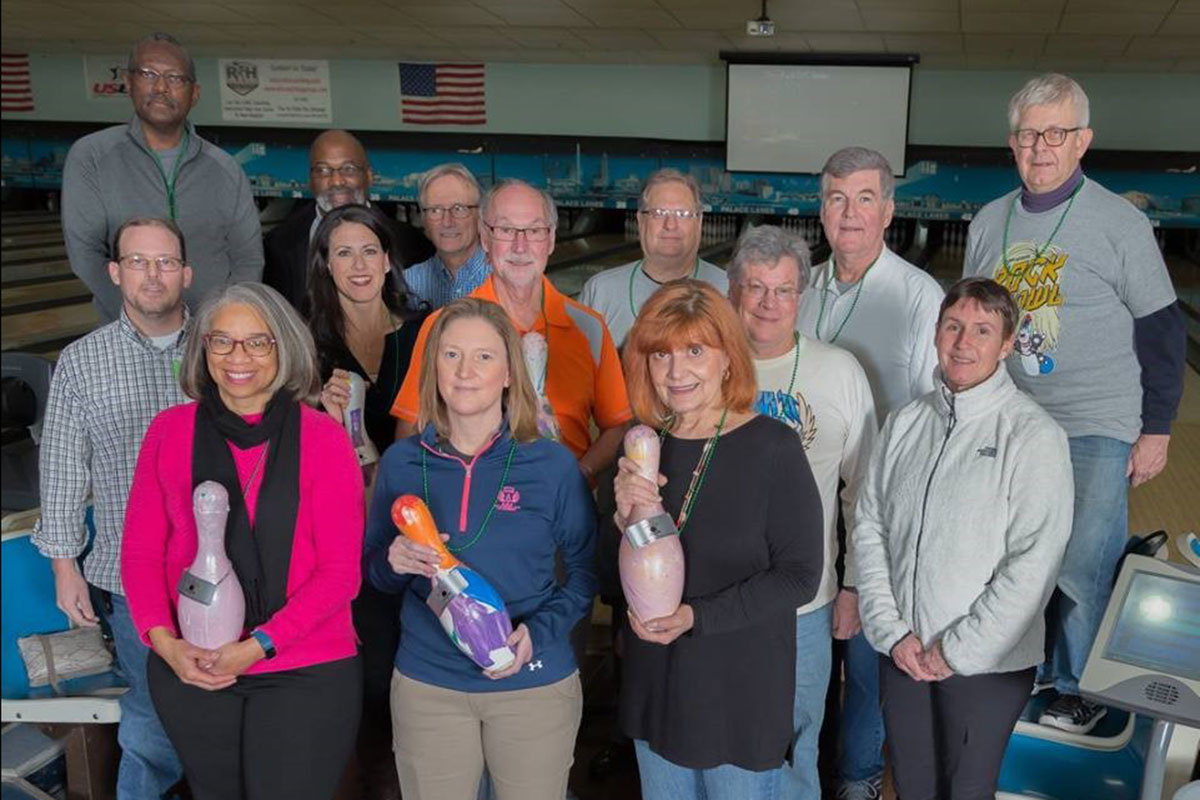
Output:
[147, 627, 234, 692]
[628, 602, 694, 646]
[319, 368, 353, 426]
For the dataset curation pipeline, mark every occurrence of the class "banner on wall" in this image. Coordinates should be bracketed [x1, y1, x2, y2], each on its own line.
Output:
[85, 55, 128, 99]
[218, 59, 331, 123]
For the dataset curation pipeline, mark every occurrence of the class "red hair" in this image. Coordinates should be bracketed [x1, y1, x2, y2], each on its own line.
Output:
[622, 279, 756, 425]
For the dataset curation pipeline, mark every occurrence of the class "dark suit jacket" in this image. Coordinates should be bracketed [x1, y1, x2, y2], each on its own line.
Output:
[262, 200, 436, 310]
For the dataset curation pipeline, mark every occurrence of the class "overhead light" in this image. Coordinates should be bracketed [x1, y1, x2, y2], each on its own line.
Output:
[747, 0, 775, 36]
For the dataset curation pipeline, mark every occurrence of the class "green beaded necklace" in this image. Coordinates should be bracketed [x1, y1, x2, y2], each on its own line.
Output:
[628, 258, 700, 318]
[1001, 177, 1084, 275]
[420, 438, 518, 553]
[815, 254, 875, 344]
[658, 406, 728, 532]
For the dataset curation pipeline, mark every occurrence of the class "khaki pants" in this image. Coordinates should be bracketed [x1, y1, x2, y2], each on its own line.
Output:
[391, 669, 583, 800]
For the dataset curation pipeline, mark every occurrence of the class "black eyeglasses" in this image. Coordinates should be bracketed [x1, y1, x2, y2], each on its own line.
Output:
[422, 204, 478, 219]
[484, 223, 553, 242]
[203, 334, 276, 358]
[310, 164, 366, 179]
[128, 67, 193, 89]
[119, 254, 185, 272]
[1013, 127, 1081, 148]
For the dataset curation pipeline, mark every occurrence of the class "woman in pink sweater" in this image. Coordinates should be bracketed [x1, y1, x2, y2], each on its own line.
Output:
[121, 282, 364, 800]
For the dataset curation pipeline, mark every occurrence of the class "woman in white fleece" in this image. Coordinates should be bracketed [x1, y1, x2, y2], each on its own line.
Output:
[853, 277, 1074, 800]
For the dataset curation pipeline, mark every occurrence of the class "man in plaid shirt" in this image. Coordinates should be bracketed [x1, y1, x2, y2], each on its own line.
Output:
[33, 217, 192, 799]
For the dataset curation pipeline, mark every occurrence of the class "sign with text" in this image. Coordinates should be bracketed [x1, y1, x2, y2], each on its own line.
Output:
[218, 59, 331, 123]
[85, 55, 128, 100]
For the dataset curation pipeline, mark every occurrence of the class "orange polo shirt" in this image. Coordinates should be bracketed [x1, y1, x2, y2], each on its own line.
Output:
[390, 275, 632, 460]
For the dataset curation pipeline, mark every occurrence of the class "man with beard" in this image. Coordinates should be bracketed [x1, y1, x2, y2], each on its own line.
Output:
[34, 218, 191, 799]
[63, 32, 262, 323]
[262, 129, 433, 309]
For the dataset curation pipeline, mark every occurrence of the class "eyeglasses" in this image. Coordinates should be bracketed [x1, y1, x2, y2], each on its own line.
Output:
[310, 163, 366, 179]
[203, 334, 276, 358]
[484, 223, 553, 242]
[422, 203, 478, 219]
[740, 281, 800, 303]
[119, 254, 185, 272]
[641, 207, 701, 221]
[1013, 127, 1082, 148]
[128, 67, 193, 89]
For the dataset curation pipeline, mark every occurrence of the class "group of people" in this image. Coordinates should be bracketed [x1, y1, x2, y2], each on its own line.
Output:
[31, 28, 1186, 800]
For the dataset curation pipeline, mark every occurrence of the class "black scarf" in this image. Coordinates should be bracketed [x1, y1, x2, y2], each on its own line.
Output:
[192, 382, 301, 629]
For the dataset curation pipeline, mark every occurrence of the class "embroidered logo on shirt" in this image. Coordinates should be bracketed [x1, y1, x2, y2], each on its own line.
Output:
[527, 660, 543, 671]
[496, 486, 521, 512]
[977, 445, 997, 458]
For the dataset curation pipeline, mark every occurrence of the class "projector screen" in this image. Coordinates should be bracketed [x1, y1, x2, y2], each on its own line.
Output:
[725, 62, 912, 175]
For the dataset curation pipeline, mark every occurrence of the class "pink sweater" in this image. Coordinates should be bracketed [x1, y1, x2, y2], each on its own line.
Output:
[121, 401, 364, 675]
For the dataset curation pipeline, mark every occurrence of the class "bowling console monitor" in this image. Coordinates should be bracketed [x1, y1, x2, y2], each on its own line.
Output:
[1081, 554, 1200, 728]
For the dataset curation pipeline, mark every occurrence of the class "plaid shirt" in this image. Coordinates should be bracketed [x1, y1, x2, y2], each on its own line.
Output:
[403, 244, 491, 309]
[32, 311, 189, 594]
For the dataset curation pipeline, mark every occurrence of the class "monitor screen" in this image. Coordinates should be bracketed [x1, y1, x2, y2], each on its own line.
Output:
[1103, 570, 1200, 682]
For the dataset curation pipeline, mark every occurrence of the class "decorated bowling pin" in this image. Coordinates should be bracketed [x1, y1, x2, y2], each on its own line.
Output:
[391, 495, 517, 671]
[521, 331, 562, 442]
[619, 426, 685, 622]
[177, 482, 246, 649]
[344, 372, 380, 467]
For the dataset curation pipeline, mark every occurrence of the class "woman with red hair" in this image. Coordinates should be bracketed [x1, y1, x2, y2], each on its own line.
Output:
[613, 279, 824, 799]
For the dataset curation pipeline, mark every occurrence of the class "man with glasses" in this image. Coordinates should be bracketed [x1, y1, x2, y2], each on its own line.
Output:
[34, 217, 191, 800]
[404, 163, 491, 308]
[262, 129, 432, 309]
[63, 32, 262, 323]
[393, 178, 631, 480]
[580, 168, 727, 347]
[964, 73, 1185, 735]
[794, 146, 942, 800]
[727, 224, 876, 800]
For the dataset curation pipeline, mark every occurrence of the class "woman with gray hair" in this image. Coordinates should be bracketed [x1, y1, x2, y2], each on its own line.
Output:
[122, 282, 365, 800]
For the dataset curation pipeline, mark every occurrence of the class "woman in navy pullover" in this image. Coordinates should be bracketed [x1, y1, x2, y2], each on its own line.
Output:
[364, 297, 597, 800]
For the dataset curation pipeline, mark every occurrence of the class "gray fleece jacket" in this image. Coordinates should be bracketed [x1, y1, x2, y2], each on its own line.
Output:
[62, 118, 263, 322]
[853, 365, 1073, 676]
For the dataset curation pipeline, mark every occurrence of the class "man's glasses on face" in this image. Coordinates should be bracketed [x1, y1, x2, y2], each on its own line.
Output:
[311, 164, 366, 179]
[641, 207, 702, 221]
[1013, 127, 1081, 148]
[119, 254, 185, 272]
[741, 281, 800, 303]
[422, 204, 478, 220]
[128, 68, 193, 89]
[484, 223, 553, 243]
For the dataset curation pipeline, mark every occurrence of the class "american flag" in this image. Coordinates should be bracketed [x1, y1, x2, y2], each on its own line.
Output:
[399, 63, 485, 125]
[1, 53, 34, 113]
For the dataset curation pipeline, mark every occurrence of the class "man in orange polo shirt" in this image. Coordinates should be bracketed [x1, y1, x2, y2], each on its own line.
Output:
[393, 178, 631, 480]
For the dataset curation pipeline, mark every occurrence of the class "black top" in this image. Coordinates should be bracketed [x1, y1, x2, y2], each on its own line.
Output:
[263, 200, 436, 310]
[618, 414, 824, 771]
[316, 312, 428, 454]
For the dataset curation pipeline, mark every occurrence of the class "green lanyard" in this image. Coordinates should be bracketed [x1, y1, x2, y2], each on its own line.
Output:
[628, 259, 700, 318]
[657, 406, 727, 532]
[784, 331, 801, 396]
[149, 127, 190, 222]
[815, 253, 875, 344]
[420, 439, 518, 554]
[1001, 178, 1084, 276]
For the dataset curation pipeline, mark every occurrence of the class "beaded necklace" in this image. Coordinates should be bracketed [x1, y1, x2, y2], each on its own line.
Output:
[659, 406, 728, 532]
[1001, 178, 1084, 275]
[420, 438, 518, 554]
[784, 331, 801, 396]
[628, 258, 700, 318]
[815, 253, 876, 343]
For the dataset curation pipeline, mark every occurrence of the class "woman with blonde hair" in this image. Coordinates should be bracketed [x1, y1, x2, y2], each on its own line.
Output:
[364, 297, 597, 800]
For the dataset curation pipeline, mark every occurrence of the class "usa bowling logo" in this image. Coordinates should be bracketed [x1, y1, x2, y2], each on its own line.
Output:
[496, 486, 520, 512]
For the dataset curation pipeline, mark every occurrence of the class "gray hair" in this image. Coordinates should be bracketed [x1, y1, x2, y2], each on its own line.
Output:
[418, 163, 482, 207]
[180, 282, 321, 406]
[128, 32, 196, 82]
[638, 168, 703, 212]
[1007, 73, 1090, 131]
[480, 178, 558, 228]
[728, 225, 811, 291]
[820, 147, 895, 202]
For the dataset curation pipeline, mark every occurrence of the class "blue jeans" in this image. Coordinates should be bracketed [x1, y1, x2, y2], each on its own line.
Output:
[108, 594, 183, 799]
[635, 739, 782, 800]
[782, 603, 832, 799]
[840, 631, 885, 782]
[1041, 436, 1131, 696]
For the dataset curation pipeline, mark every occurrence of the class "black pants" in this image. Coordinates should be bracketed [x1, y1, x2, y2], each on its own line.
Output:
[147, 652, 362, 800]
[880, 658, 1033, 800]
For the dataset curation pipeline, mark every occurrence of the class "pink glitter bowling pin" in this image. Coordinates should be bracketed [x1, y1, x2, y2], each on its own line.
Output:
[177, 481, 246, 649]
[520, 331, 562, 442]
[619, 426, 685, 622]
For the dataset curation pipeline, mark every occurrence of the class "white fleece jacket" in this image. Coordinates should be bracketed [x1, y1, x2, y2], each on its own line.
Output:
[853, 365, 1074, 676]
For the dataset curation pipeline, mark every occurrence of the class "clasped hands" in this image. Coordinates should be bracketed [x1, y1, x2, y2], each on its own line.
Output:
[891, 633, 954, 682]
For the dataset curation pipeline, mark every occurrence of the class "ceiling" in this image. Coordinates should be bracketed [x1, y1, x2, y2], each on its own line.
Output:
[2, 0, 1197, 72]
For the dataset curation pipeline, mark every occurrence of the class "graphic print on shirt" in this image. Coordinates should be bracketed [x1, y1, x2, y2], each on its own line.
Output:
[993, 243, 1065, 376]
[496, 485, 521, 512]
[754, 389, 817, 450]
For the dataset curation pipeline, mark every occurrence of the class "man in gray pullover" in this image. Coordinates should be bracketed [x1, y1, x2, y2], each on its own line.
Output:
[63, 33, 262, 323]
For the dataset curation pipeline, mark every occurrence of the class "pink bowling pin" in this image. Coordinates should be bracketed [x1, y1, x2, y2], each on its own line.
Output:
[344, 372, 380, 467]
[177, 481, 246, 649]
[619, 426, 685, 622]
[521, 332, 562, 442]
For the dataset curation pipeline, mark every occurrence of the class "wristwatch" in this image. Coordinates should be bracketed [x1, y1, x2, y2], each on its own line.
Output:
[250, 628, 276, 659]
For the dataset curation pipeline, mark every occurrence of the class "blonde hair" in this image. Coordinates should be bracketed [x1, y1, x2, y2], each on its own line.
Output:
[417, 298, 540, 443]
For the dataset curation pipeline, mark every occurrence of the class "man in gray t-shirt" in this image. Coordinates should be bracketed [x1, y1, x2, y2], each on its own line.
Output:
[965, 73, 1185, 736]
